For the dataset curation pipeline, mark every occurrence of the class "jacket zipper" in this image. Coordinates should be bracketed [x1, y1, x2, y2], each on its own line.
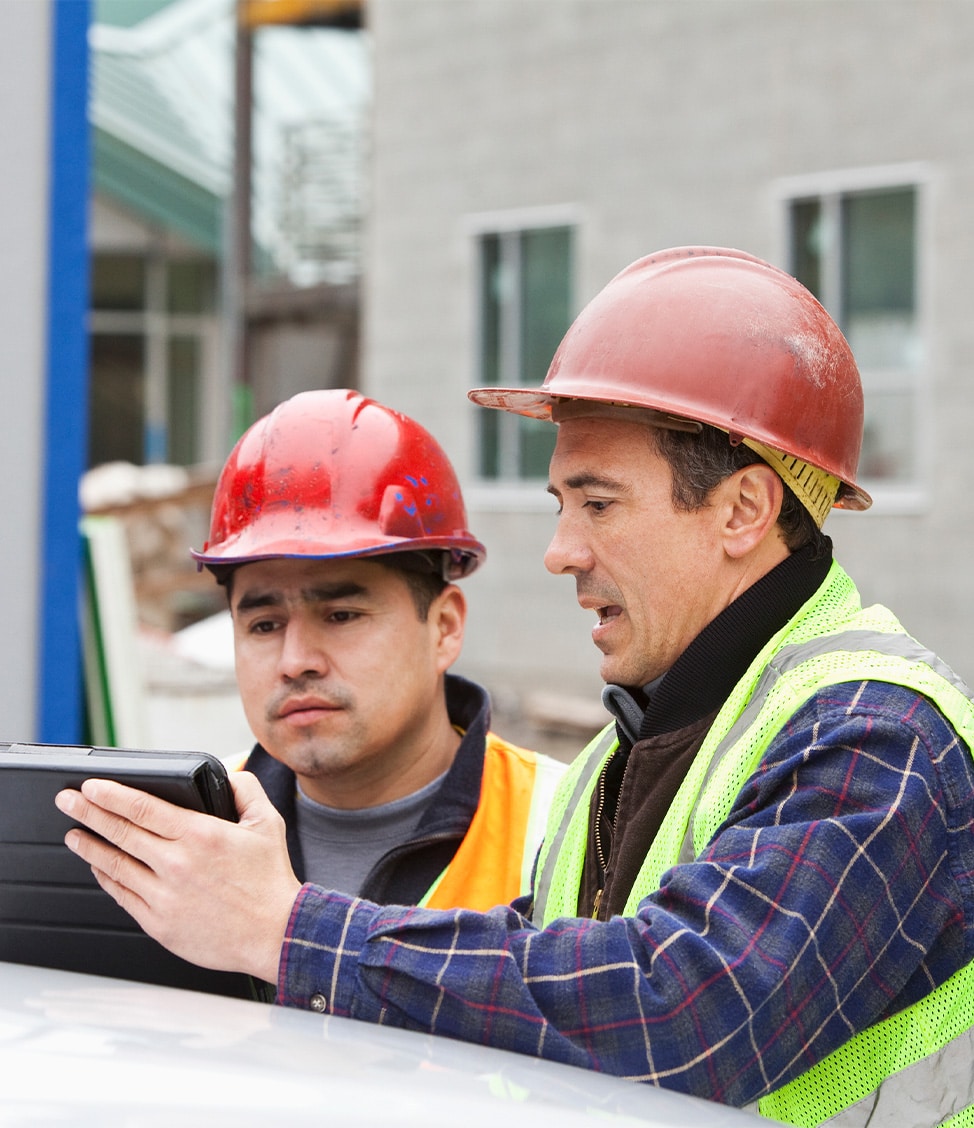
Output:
[592, 764, 610, 917]
[592, 750, 632, 919]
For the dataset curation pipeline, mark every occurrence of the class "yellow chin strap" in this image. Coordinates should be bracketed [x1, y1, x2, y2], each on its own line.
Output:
[741, 438, 839, 529]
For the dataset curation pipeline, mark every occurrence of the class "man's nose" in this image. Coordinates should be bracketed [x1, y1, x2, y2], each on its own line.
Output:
[544, 514, 594, 576]
[279, 619, 327, 680]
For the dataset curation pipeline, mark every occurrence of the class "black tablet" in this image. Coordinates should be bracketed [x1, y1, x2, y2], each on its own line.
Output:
[0, 741, 265, 1000]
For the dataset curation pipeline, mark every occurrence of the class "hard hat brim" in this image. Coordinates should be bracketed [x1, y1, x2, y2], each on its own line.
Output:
[468, 385, 872, 512]
[468, 386, 553, 420]
[192, 536, 486, 580]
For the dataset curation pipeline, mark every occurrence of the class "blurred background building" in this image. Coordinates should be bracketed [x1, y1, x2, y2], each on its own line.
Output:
[81, 0, 369, 752]
[5, 0, 974, 758]
[361, 1, 974, 744]
[89, 0, 367, 472]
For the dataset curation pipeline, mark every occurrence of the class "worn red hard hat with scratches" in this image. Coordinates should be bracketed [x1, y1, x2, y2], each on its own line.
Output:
[193, 389, 485, 579]
[470, 246, 871, 514]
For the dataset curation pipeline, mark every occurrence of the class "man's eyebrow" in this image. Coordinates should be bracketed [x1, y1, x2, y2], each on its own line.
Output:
[301, 582, 369, 603]
[234, 581, 369, 613]
[233, 590, 280, 614]
[554, 471, 631, 493]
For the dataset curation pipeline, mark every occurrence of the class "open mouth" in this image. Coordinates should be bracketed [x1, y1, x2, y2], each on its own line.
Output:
[597, 605, 623, 625]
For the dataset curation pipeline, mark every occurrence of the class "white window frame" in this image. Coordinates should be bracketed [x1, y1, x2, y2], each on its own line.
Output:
[90, 250, 220, 468]
[463, 205, 582, 512]
[772, 163, 934, 516]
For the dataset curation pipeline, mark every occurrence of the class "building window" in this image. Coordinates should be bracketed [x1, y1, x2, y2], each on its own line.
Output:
[786, 181, 922, 493]
[89, 252, 217, 469]
[477, 225, 573, 480]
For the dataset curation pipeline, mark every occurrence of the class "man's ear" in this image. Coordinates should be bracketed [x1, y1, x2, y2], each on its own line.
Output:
[431, 584, 466, 673]
[719, 463, 785, 559]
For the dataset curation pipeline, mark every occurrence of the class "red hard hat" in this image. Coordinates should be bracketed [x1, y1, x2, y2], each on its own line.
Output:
[193, 389, 485, 579]
[469, 246, 871, 512]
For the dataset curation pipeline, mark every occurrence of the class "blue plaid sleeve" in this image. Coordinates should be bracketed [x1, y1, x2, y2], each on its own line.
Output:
[277, 682, 974, 1108]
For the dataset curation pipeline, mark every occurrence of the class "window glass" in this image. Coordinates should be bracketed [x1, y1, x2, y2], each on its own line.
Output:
[88, 251, 215, 470]
[790, 199, 822, 298]
[521, 227, 572, 385]
[91, 255, 145, 312]
[478, 406, 500, 479]
[88, 334, 145, 465]
[479, 234, 503, 388]
[167, 336, 201, 465]
[841, 188, 917, 369]
[789, 185, 919, 490]
[167, 260, 216, 315]
[477, 225, 572, 479]
[477, 234, 503, 478]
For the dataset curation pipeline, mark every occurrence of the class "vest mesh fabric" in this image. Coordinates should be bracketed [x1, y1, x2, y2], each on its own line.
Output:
[945, 1107, 974, 1128]
[534, 726, 616, 923]
[759, 964, 974, 1125]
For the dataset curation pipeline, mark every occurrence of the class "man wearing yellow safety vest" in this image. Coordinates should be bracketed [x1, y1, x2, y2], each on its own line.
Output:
[58, 250, 974, 1127]
[192, 388, 564, 911]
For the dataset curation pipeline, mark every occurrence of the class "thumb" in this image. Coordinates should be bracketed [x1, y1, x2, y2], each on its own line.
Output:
[228, 770, 279, 825]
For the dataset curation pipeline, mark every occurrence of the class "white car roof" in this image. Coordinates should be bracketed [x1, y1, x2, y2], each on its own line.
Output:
[1, 960, 763, 1126]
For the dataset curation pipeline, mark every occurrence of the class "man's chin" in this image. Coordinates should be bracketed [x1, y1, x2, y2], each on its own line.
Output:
[599, 654, 649, 689]
[270, 728, 340, 765]
[599, 658, 626, 687]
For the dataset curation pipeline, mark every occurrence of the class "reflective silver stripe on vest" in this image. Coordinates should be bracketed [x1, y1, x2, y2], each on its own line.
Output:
[677, 628, 974, 865]
[533, 725, 616, 923]
[742, 1025, 974, 1127]
[825, 1023, 974, 1126]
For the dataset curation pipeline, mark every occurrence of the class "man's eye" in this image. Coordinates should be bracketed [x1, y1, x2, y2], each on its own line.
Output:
[328, 610, 359, 624]
[249, 618, 278, 635]
[583, 499, 611, 513]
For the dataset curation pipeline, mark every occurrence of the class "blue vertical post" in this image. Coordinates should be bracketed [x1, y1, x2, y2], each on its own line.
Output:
[36, 0, 91, 742]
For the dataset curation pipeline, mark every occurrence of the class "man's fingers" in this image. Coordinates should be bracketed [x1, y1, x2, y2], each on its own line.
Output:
[55, 780, 202, 893]
[55, 785, 143, 866]
[87, 858, 152, 924]
[71, 778, 193, 840]
[54, 772, 299, 979]
[59, 819, 156, 934]
[62, 822, 143, 881]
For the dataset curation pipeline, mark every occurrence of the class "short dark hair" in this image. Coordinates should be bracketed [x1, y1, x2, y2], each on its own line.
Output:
[376, 553, 450, 621]
[649, 424, 829, 556]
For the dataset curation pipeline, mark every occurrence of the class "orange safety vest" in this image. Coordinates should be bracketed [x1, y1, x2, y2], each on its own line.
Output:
[228, 735, 565, 914]
[421, 734, 565, 912]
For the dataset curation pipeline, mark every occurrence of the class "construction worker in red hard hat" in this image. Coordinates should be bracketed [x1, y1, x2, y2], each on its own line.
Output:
[191, 388, 564, 911]
[59, 251, 974, 1128]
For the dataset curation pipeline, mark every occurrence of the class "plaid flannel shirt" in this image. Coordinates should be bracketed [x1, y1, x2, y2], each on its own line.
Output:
[277, 680, 974, 1108]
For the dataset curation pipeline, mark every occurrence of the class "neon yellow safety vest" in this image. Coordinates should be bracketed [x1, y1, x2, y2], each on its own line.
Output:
[534, 562, 974, 1128]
